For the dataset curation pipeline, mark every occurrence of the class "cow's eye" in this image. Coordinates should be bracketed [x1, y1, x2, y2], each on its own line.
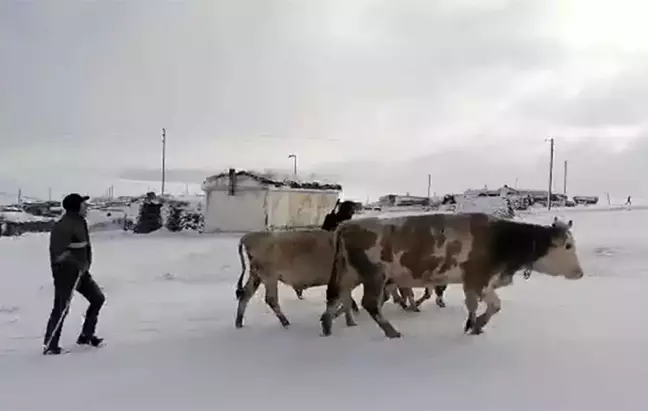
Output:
[565, 244, 573, 250]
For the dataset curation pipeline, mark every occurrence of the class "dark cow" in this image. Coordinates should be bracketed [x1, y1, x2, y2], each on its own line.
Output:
[293, 200, 357, 299]
[320, 213, 584, 338]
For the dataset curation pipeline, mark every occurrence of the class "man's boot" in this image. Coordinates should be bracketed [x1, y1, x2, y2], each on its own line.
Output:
[43, 346, 63, 355]
[77, 334, 104, 347]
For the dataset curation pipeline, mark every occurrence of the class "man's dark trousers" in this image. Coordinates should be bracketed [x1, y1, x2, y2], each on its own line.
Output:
[44, 262, 105, 348]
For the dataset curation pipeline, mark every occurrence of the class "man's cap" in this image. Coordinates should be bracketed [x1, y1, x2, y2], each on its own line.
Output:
[62, 193, 90, 212]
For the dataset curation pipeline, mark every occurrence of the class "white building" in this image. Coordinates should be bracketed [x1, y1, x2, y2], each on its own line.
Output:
[201, 169, 342, 233]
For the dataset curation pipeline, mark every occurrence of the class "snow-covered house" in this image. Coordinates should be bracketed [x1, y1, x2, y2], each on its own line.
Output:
[201, 169, 342, 233]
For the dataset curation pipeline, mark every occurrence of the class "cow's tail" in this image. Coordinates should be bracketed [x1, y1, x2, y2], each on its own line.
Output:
[235, 235, 248, 300]
[326, 227, 343, 305]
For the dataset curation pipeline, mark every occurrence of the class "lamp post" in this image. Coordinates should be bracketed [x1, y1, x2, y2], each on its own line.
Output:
[288, 153, 297, 176]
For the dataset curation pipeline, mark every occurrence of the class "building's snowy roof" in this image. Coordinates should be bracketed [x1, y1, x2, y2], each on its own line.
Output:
[203, 169, 342, 191]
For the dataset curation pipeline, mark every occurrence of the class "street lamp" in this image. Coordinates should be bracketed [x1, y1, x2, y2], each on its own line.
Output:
[288, 154, 297, 176]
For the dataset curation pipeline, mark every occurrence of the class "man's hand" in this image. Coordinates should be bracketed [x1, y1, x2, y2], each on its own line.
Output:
[54, 250, 72, 263]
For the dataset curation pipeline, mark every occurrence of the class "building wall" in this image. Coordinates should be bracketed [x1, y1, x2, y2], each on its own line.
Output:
[203, 188, 267, 232]
[202, 173, 340, 232]
[266, 188, 339, 229]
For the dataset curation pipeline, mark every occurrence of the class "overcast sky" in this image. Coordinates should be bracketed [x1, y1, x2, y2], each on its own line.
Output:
[1, 0, 647, 201]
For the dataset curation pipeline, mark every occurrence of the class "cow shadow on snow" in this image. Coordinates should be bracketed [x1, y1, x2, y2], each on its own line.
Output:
[223, 285, 476, 349]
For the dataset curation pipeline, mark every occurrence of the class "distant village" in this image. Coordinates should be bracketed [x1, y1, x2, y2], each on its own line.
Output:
[1, 169, 600, 237]
[370, 185, 599, 211]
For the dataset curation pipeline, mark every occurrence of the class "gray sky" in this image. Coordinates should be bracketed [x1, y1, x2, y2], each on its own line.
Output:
[1, 0, 647, 202]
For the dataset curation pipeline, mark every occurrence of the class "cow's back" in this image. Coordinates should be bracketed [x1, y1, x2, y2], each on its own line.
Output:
[336, 212, 495, 286]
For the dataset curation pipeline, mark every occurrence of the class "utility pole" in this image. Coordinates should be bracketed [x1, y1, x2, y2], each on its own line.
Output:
[427, 174, 431, 200]
[161, 128, 167, 196]
[563, 160, 568, 196]
[48, 187, 52, 201]
[546, 138, 555, 210]
[288, 154, 297, 176]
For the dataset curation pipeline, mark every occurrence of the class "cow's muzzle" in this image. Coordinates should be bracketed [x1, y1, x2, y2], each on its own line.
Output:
[567, 268, 584, 279]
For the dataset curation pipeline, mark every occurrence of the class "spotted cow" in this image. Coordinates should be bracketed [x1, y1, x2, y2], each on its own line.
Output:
[320, 213, 584, 338]
[235, 229, 360, 329]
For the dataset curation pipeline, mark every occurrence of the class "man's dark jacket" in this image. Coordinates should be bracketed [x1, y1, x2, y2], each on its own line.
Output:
[48, 213, 92, 271]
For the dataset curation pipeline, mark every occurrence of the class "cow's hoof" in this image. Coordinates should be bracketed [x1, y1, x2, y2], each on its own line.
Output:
[469, 328, 484, 335]
[235, 322, 243, 329]
[406, 306, 421, 313]
[279, 319, 290, 328]
[464, 316, 475, 333]
[321, 315, 333, 336]
[435, 298, 446, 308]
[465, 314, 487, 335]
[386, 331, 403, 339]
[345, 318, 358, 327]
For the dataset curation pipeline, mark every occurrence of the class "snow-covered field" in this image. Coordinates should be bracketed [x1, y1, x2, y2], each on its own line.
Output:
[1, 207, 646, 410]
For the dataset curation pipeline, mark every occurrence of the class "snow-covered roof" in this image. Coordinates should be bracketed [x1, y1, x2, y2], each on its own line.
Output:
[202, 169, 342, 191]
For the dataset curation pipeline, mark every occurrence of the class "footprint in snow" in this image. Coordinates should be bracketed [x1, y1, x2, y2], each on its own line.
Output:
[0, 305, 20, 315]
[160, 272, 176, 281]
[594, 247, 616, 257]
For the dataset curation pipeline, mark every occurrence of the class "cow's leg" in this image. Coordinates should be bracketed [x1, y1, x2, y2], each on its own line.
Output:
[393, 289, 408, 309]
[262, 279, 290, 328]
[400, 287, 420, 312]
[414, 287, 432, 308]
[381, 281, 396, 307]
[361, 268, 402, 339]
[383, 281, 407, 309]
[235, 274, 262, 328]
[471, 282, 501, 334]
[463, 285, 481, 334]
[434, 285, 447, 308]
[334, 289, 360, 313]
[382, 285, 391, 304]
[320, 268, 343, 336]
[342, 291, 358, 327]
[294, 287, 304, 299]
[328, 288, 358, 328]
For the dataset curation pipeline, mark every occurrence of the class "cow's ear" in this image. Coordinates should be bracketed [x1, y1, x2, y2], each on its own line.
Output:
[567, 220, 573, 229]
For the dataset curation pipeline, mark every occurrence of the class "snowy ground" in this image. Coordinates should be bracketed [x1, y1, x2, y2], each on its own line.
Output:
[1, 207, 646, 410]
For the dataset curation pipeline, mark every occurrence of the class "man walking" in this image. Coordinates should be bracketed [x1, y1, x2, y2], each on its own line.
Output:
[43, 193, 105, 355]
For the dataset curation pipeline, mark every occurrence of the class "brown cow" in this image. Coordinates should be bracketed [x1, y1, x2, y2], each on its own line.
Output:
[235, 229, 360, 329]
[320, 213, 584, 338]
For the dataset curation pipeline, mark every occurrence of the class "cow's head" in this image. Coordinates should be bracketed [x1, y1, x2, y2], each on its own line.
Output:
[532, 217, 584, 279]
